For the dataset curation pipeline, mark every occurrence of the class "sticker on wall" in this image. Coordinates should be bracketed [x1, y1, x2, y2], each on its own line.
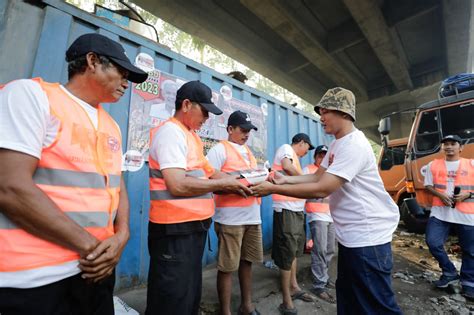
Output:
[220, 85, 232, 101]
[261, 103, 268, 116]
[135, 52, 155, 72]
[123, 150, 145, 172]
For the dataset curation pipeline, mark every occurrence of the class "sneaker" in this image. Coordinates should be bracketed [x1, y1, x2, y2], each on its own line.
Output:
[433, 274, 460, 288]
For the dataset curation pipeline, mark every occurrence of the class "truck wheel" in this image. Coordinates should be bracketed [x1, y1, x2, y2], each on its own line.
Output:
[400, 201, 428, 234]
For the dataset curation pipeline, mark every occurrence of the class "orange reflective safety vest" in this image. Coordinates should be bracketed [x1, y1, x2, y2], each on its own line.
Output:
[304, 164, 330, 214]
[272, 148, 303, 202]
[0, 78, 122, 272]
[431, 158, 474, 214]
[214, 140, 261, 208]
[149, 118, 215, 224]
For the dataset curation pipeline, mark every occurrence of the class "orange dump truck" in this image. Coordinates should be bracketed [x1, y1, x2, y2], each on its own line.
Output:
[379, 85, 474, 233]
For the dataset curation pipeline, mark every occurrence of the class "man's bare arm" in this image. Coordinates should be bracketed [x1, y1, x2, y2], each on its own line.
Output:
[0, 149, 99, 257]
[425, 185, 453, 207]
[252, 171, 345, 199]
[279, 165, 326, 185]
[79, 176, 130, 282]
[162, 168, 251, 197]
[280, 157, 302, 176]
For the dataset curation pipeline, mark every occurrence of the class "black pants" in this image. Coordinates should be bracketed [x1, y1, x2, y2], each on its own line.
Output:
[0, 271, 115, 315]
[145, 224, 207, 315]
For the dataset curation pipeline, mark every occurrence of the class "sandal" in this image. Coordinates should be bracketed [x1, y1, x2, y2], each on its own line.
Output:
[278, 303, 298, 315]
[290, 290, 314, 302]
[310, 288, 336, 304]
[326, 280, 336, 289]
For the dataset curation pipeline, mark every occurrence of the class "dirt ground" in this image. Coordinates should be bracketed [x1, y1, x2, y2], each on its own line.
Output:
[219, 226, 474, 314]
[388, 226, 474, 315]
[118, 225, 474, 314]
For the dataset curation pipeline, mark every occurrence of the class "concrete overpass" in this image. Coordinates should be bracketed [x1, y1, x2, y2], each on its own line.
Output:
[131, 0, 474, 140]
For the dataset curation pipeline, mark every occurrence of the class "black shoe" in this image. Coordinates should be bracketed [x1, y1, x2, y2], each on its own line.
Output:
[462, 285, 474, 301]
[433, 274, 460, 288]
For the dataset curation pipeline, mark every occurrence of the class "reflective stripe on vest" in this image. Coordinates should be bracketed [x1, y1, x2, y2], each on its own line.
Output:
[0, 210, 118, 229]
[431, 158, 474, 214]
[303, 164, 330, 213]
[150, 169, 213, 200]
[272, 147, 303, 202]
[33, 168, 120, 188]
[149, 118, 215, 224]
[214, 141, 261, 208]
[0, 78, 122, 272]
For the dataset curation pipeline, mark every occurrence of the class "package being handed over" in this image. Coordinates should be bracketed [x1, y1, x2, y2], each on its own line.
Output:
[240, 168, 269, 185]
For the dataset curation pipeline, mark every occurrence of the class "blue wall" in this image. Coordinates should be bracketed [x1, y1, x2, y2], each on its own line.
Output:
[0, 0, 333, 289]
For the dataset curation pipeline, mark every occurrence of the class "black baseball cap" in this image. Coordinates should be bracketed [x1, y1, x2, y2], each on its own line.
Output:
[176, 81, 223, 115]
[228, 110, 258, 131]
[65, 33, 148, 83]
[292, 133, 315, 150]
[441, 134, 463, 144]
[315, 145, 328, 154]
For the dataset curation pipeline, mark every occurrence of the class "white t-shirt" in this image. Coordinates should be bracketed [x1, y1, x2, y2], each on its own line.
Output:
[0, 79, 111, 288]
[303, 165, 333, 223]
[424, 160, 474, 226]
[206, 142, 261, 225]
[321, 129, 399, 248]
[149, 121, 188, 170]
[272, 144, 305, 212]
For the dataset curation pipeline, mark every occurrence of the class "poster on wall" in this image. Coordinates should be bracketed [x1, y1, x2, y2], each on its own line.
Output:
[126, 68, 268, 171]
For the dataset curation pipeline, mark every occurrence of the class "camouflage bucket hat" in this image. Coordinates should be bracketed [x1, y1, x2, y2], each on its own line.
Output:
[314, 87, 356, 121]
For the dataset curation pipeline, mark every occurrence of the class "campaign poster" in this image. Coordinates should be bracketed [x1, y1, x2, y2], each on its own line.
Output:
[126, 69, 268, 170]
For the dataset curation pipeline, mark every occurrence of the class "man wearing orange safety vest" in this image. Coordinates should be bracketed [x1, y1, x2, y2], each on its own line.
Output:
[206, 110, 263, 315]
[146, 81, 252, 315]
[424, 134, 474, 301]
[0, 33, 148, 314]
[303, 145, 336, 304]
[271, 133, 315, 314]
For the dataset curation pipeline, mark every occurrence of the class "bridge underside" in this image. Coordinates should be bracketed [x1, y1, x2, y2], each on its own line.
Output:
[132, 0, 474, 140]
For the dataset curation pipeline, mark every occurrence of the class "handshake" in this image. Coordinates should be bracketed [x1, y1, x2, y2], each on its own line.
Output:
[218, 168, 285, 198]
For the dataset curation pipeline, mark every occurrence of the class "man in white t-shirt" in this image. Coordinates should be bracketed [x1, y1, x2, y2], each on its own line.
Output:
[251, 87, 402, 314]
[303, 145, 336, 304]
[207, 110, 262, 315]
[271, 133, 315, 314]
[0, 33, 148, 314]
[424, 134, 474, 301]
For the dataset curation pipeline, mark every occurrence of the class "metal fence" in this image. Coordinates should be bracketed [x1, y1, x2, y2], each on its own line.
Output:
[0, 0, 333, 289]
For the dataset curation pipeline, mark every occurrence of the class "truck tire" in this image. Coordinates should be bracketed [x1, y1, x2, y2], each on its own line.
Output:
[400, 199, 429, 234]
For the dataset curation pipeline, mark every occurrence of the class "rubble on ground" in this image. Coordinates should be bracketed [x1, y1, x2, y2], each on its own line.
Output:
[392, 228, 473, 314]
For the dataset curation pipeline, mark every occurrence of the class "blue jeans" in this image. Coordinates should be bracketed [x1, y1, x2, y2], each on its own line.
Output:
[336, 242, 402, 315]
[426, 216, 474, 288]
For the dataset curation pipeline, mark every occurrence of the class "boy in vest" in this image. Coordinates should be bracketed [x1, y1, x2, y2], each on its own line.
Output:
[0, 33, 148, 314]
[206, 110, 262, 315]
[271, 133, 315, 314]
[147, 82, 252, 315]
[303, 145, 336, 304]
[251, 87, 402, 315]
[424, 135, 474, 300]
